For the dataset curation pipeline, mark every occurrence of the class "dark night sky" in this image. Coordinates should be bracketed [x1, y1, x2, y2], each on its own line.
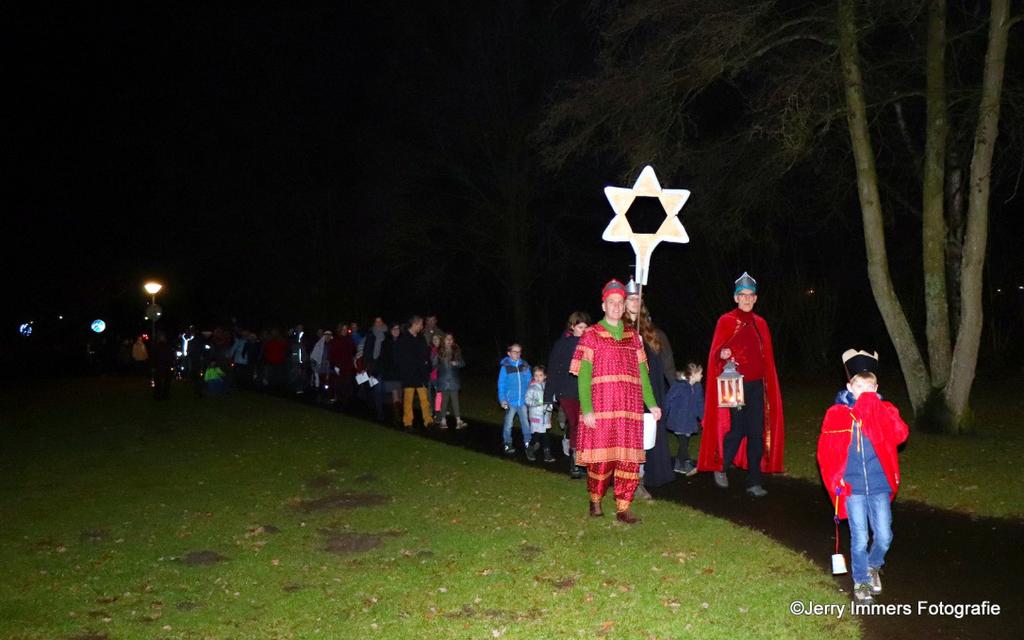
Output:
[8, 5, 362, 315]
[4, 2, 1022, 376]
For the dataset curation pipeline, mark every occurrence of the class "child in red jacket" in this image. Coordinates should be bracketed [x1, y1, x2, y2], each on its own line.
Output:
[817, 350, 908, 604]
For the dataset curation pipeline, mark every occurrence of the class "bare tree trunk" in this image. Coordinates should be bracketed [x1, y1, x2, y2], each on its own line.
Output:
[838, 0, 931, 411]
[945, 129, 967, 337]
[922, 0, 952, 388]
[945, 0, 1011, 430]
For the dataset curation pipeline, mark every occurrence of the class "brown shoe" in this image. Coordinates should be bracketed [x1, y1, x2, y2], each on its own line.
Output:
[589, 502, 604, 517]
[616, 510, 641, 524]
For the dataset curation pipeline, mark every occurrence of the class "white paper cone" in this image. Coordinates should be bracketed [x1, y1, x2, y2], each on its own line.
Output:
[831, 553, 848, 575]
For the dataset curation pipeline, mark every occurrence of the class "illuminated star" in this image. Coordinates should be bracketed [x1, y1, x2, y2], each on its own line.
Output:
[602, 165, 691, 285]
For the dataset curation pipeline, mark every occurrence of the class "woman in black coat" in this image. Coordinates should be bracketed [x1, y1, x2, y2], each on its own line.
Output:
[545, 311, 591, 478]
[625, 291, 677, 491]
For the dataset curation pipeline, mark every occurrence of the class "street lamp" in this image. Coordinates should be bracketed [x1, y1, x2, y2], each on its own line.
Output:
[143, 281, 164, 388]
[144, 281, 164, 334]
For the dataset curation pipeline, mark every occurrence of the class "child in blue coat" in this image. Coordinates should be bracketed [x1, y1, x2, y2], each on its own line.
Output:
[498, 343, 533, 457]
[663, 363, 704, 476]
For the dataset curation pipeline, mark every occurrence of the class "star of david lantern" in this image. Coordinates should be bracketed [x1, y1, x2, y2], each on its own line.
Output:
[717, 359, 745, 408]
[601, 165, 691, 286]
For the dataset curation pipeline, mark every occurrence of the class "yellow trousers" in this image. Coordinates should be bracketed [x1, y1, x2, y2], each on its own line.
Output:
[402, 386, 432, 427]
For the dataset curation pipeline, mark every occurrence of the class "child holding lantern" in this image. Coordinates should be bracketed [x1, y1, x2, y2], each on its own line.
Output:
[816, 349, 908, 603]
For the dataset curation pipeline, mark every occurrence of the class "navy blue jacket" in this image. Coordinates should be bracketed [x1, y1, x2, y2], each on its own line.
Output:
[544, 332, 580, 404]
[664, 380, 704, 435]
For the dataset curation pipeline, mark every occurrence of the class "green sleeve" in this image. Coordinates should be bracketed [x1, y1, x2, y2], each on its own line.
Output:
[578, 359, 594, 414]
[640, 361, 657, 409]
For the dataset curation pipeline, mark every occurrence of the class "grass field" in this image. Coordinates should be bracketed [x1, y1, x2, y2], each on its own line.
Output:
[0, 379, 859, 639]
[460, 373, 1024, 519]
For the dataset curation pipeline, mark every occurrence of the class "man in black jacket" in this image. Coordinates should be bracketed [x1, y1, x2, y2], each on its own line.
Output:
[395, 315, 433, 428]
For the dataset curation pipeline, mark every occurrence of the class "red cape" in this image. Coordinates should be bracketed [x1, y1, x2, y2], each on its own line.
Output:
[696, 309, 785, 473]
[816, 392, 908, 519]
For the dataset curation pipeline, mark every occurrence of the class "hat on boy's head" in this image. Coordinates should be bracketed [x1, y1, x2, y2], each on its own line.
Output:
[625, 277, 640, 297]
[842, 349, 879, 379]
[602, 279, 627, 301]
[734, 272, 757, 294]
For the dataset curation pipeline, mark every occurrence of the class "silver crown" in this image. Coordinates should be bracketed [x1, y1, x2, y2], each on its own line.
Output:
[625, 277, 640, 296]
[734, 272, 757, 293]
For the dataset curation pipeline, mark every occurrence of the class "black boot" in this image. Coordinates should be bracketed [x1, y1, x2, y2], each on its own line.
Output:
[543, 446, 555, 463]
[524, 436, 538, 462]
[569, 450, 583, 479]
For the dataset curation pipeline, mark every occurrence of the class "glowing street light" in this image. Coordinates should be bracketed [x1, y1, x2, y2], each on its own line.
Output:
[143, 281, 164, 388]
[144, 281, 164, 318]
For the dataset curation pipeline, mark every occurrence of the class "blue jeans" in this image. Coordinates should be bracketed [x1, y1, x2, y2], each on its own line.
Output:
[502, 404, 531, 446]
[846, 492, 893, 585]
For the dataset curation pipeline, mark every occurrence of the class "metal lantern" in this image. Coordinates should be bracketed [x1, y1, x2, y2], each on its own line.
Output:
[717, 359, 745, 408]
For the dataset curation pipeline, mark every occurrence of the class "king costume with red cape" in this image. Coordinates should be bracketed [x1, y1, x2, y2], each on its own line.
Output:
[696, 309, 785, 473]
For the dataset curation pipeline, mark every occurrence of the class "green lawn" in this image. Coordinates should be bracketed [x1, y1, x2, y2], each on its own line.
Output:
[0, 379, 858, 639]
[460, 374, 1024, 518]
[773, 378, 1024, 519]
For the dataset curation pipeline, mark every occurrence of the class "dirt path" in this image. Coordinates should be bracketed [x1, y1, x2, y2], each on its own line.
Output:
[306, 398, 1023, 639]
[652, 474, 1022, 640]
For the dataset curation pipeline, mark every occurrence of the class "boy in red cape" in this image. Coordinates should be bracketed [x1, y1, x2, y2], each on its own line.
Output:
[817, 349, 909, 603]
[696, 272, 784, 497]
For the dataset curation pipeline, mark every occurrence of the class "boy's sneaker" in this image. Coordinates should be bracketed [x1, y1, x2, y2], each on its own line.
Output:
[867, 567, 883, 595]
[853, 584, 874, 603]
[455, 419, 468, 429]
[542, 448, 555, 463]
[503, 443, 515, 456]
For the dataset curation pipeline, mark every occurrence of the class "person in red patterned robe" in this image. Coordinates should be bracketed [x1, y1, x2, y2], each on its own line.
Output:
[571, 279, 661, 524]
[696, 272, 784, 498]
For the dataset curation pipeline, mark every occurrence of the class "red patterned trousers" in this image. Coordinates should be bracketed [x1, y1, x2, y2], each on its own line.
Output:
[587, 461, 641, 513]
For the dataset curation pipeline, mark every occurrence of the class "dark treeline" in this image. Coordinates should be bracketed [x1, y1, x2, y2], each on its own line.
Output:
[6, 1, 1022, 388]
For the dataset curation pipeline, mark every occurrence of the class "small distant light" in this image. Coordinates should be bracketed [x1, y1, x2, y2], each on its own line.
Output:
[204, 344, 211, 350]
[1018, 285, 1023, 291]
[142, 333, 150, 342]
[90, 319, 106, 333]
[806, 288, 816, 296]
[58, 315, 64, 320]
[175, 350, 183, 357]
[996, 288, 1003, 293]
[18, 322, 33, 337]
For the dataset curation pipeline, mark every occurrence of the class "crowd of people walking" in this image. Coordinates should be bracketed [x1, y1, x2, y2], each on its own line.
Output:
[134, 273, 788, 526]
[129, 270, 916, 603]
